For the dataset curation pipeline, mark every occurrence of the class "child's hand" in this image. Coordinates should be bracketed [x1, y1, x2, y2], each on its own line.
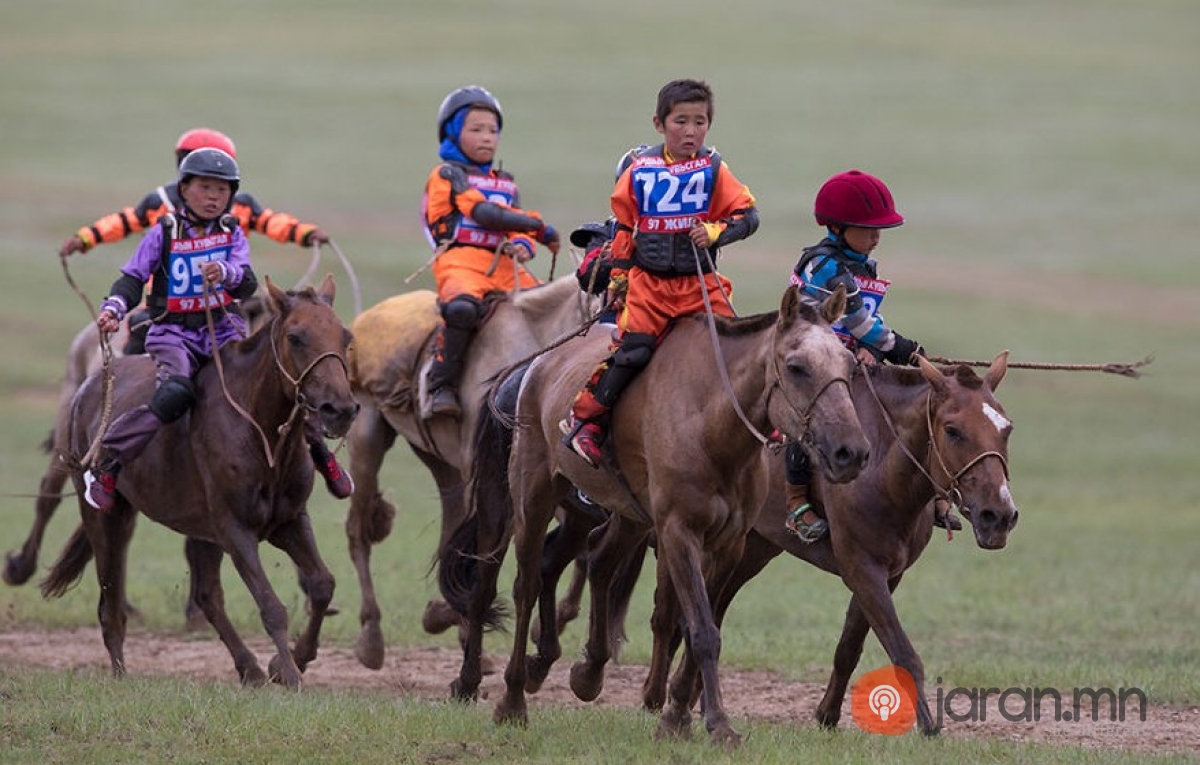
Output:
[59, 236, 86, 257]
[97, 309, 121, 335]
[689, 222, 714, 250]
[855, 346, 879, 367]
[200, 261, 226, 286]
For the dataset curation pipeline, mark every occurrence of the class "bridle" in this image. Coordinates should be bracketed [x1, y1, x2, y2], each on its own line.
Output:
[862, 367, 1009, 509]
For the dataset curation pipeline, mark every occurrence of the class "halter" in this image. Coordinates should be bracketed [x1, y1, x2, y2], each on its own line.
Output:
[691, 243, 851, 452]
[862, 367, 1009, 509]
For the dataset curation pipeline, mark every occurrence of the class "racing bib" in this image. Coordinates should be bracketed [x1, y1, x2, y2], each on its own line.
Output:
[167, 232, 233, 313]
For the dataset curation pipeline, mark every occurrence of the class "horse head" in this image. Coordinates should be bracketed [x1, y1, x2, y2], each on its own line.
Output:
[265, 274, 359, 439]
[771, 285, 869, 484]
[917, 351, 1018, 549]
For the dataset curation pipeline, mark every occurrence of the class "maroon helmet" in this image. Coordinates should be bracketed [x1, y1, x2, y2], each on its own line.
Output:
[814, 169, 904, 229]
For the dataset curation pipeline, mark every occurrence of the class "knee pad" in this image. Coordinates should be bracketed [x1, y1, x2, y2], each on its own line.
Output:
[149, 375, 196, 423]
[612, 332, 656, 370]
[440, 296, 483, 330]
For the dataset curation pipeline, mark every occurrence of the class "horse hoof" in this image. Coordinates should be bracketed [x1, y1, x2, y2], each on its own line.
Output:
[421, 599, 459, 635]
[183, 607, 209, 633]
[355, 624, 385, 670]
[449, 679, 479, 703]
[493, 702, 528, 727]
[240, 665, 268, 687]
[709, 726, 743, 749]
[3, 551, 34, 586]
[655, 705, 692, 740]
[569, 661, 604, 702]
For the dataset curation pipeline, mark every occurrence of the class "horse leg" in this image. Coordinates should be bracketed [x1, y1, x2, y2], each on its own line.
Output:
[449, 509, 509, 703]
[4, 453, 69, 586]
[409, 445, 469, 637]
[84, 501, 137, 677]
[267, 511, 334, 675]
[524, 508, 596, 692]
[184, 538, 267, 686]
[569, 516, 645, 703]
[655, 521, 742, 747]
[223, 525, 304, 689]
[494, 476, 560, 726]
[344, 404, 397, 669]
[840, 570, 936, 733]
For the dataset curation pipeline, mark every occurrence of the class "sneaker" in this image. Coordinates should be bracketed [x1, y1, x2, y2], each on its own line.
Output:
[933, 499, 963, 531]
[83, 467, 119, 512]
[560, 417, 604, 467]
[429, 386, 462, 418]
[316, 453, 354, 499]
[785, 505, 828, 543]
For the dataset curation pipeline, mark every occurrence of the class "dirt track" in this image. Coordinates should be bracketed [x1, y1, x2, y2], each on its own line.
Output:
[1, 627, 1195, 754]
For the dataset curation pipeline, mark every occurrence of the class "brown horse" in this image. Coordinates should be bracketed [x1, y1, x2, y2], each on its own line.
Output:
[40, 276, 358, 688]
[4, 298, 270, 609]
[343, 274, 596, 669]
[442, 286, 870, 745]
[572, 354, 1018, 735]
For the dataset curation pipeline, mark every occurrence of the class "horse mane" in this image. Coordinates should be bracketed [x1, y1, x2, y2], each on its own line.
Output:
[691, 309, 777, 337]
[507, 277, 576, 316]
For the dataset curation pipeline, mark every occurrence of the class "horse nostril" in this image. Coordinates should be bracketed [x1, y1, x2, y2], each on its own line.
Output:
[1009, 510, 1019, 530]
[979, 509, 999, 527]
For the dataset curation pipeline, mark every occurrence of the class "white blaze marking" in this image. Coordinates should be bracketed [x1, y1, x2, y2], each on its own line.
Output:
[999, 483, 1016, 511]
[982, 403, 1010, 433]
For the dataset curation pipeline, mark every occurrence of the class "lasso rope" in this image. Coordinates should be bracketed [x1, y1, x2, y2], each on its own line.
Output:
[59, 255, 113, 468]
[295, 239, 364, 317]
[927, 354, 1154, 379]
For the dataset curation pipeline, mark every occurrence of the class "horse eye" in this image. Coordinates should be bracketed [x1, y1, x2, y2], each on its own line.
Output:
[287, 331, 306, 349]
[944, 424, 964, 442]
[786, 360, 809, 378]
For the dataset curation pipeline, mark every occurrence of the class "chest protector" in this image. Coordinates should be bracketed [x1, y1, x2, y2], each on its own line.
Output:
[793, 243, 890, 348]
[629, 145, 721, 276]
[150, 216, 235, 317]
[425, 164, 519, 251]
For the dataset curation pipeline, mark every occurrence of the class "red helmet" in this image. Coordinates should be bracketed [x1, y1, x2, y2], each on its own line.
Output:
[814, 169, 904, 229]
[175, 128, 238, 159]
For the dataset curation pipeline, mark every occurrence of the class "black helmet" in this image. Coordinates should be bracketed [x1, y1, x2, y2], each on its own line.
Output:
[178, 147, 240, 197]
[614, 144, 651, 181]
[437, 85, 503, 141]
[569, 220, 613, 249]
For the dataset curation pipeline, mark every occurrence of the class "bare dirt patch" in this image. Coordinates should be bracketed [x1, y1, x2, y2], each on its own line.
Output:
[1, 627, 1194, 754]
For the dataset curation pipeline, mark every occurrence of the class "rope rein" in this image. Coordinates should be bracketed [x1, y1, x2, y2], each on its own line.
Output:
[927, 354, 1153, 379]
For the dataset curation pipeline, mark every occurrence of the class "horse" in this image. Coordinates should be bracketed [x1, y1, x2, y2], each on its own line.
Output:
[40, 276, 358, 688]
[342, 273, 597, 669]
[572, 353, 1019, 736]
[4, 297, 269, 606]
[441, 286, 871, 745]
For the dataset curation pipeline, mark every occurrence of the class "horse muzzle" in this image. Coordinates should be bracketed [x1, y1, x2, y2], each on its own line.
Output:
[961, 504, 1019, 550]
[318, 399, 360, 439]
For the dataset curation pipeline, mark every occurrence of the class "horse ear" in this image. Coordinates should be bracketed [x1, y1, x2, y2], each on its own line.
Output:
[780, 285, 800, 321]
[265, 275, 290, 315]
[822, 284, 848, 325]
[984, 350, 1009, 391]
[316, 273, 337, 307]
[917, 354, 948, 394]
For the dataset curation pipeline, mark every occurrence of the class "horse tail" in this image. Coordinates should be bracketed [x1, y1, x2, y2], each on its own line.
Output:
[606, 534, 651, 658]
[436, 364, 529, 629]
[40, 523, 92, 599]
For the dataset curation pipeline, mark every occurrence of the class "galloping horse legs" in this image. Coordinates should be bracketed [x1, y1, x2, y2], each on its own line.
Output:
[223, 524, 304, 689]
[88, 501, 137, 678]
[570, 515, 649, 704]
[655, 519, 743, 746]
[267, 509, 334, 675]
[184, 538, 268, 686]
[344, 404, 397, 669]
[3, 457, 67, 587]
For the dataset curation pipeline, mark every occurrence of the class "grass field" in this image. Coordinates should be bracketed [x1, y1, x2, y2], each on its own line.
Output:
[1, 1, 1198, 762]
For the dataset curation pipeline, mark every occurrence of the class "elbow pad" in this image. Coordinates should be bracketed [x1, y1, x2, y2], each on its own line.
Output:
[471, 202, 545, 234]
[714, 207, 760, 248]
[229, 266, 258, 300]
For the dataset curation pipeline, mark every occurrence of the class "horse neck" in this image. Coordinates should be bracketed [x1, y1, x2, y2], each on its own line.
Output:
[510, 276, 588, 343]
[861, 367, 937, 501]
[702, 320, 775, 442]
[210, 322, 300, 441]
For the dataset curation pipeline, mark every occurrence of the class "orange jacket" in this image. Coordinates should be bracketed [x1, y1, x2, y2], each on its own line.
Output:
[73, 181, 320, 252]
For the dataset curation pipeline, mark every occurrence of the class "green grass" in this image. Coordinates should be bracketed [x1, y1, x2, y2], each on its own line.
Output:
[1, 0, 1198, 761]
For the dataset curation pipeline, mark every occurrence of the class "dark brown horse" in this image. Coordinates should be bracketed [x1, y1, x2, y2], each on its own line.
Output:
[572, 353, 1019, 735]
[343, 274, 596, 668]
[40, 276, 358, 688]
[441, 286, 870, 745]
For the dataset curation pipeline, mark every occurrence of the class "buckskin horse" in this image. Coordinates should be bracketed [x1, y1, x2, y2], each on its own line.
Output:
[343, 274, 597, 669]
[441, 286, 870, 745]
[571, 353, 1019, 735]
[40, 276, 357, 688]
